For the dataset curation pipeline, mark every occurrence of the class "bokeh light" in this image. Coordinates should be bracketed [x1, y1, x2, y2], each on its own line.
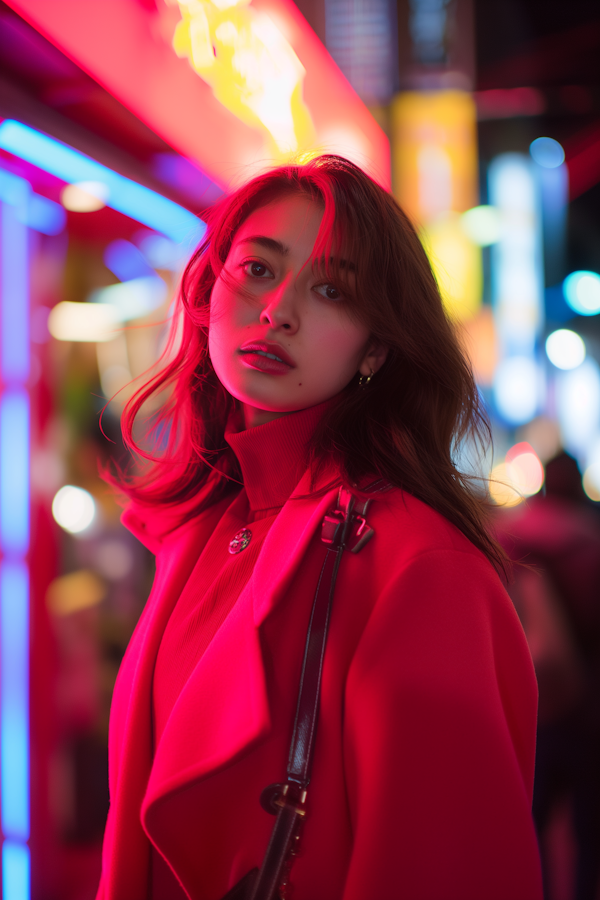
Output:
[556, 359, 600, 457]
[48, 301, 120, 342]
[460, 205, 502, 246]
[490, 443, 545, 506]
[60, 180, 108, 212]
[493, 356, 539, 424]
[104, 239, 154, 281]
[489, 463, 523, 507]
[521, 417, 561, 463]
[506, 442, 545, 495]
[529, 137, 565, 168]
[563, 271, 600, 316]
[545, 329, 586, 370]
[51, 486, 96, 534]
[137, 233, 183, 271]
[583, 464, 600, 502]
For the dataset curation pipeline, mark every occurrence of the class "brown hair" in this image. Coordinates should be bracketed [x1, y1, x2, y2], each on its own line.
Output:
[115, 155, 505, 571]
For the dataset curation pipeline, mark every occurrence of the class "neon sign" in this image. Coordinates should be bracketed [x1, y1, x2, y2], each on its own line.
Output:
[169, 0, 314, 156]
[3, 0, 389, 189]
[392, 90, 482, 323]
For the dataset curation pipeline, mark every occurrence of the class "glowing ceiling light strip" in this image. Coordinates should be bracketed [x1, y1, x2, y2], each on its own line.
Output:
[0, 188, 31, 899]
[0, 121, 205, 246]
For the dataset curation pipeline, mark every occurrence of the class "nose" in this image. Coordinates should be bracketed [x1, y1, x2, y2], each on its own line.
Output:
[259, 275, 299, 333]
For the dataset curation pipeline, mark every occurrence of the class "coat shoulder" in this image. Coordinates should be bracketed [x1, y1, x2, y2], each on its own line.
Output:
[372, 488, 490, 565]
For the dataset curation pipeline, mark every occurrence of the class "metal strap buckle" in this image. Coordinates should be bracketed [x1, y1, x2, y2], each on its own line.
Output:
[321, 488, 374, 553]
[260, 782, 308, 818]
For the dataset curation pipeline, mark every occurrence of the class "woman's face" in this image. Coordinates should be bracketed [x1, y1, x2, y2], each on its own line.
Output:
[208, 193, 386, 428]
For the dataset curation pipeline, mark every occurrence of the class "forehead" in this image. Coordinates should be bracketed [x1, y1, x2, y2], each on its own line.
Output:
[232, 193, 325, 256]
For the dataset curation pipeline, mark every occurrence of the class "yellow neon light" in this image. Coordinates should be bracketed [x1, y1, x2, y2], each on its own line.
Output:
[391, 91, 481, 323]
[420, 216, 482, 323]
[392, 91, 478, 223]
[167, 0, 315, 157]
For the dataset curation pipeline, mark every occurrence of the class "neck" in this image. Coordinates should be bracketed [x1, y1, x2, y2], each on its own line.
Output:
[241, 404, 294, 429]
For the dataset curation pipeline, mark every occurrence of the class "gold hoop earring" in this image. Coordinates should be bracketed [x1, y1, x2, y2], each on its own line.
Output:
[358, 369, 374, 388]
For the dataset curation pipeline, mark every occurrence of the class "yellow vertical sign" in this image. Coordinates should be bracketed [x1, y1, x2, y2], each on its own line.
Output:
[391, 91, 482, 322]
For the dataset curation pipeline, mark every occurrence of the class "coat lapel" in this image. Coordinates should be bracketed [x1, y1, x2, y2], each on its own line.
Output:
[142, 475, 339, 811]
[103, 500, 231, 898]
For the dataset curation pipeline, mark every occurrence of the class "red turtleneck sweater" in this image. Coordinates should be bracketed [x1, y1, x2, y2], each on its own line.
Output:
[150, 404, 327, 898]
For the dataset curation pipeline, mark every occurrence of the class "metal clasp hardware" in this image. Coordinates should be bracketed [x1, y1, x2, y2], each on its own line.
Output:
[260, 781, 308, 817]
[347, 515, 375, 554]
[321, 510, 346, 547]
[274, 783, 308, 817]
[321, 490, 376, 553]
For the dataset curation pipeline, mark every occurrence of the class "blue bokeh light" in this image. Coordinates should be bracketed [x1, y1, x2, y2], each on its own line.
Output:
[104, 239, 155, 282]
[0, 168, 65, 235]
[563, 271, 600, 316]
[530, 137, 565, 169]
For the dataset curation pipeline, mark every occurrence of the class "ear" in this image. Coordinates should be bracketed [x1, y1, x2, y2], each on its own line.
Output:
[358, 342, 388, 377]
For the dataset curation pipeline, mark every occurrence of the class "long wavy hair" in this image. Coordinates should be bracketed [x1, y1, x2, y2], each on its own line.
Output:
[114, 155, 505, 570]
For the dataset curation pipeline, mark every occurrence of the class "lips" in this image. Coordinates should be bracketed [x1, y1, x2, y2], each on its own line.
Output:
[239, 341, 296, 375]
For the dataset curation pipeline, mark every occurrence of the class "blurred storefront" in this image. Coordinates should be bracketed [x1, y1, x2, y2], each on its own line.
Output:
[0, 0, 599, 897]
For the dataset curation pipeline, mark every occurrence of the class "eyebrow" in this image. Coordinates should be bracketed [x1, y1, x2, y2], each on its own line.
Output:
[239, 235, 289, 255]
[238, 234, 355, 272]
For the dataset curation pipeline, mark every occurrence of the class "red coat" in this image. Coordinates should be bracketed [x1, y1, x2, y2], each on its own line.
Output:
[97, 474, 543, 900]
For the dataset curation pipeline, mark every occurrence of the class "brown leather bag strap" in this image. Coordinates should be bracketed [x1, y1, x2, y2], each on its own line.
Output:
[246, 482, 386, 900]
[286, 488, 356, 786]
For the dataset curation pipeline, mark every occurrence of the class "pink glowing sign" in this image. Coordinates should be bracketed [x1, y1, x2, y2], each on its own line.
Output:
[5, 0, 390, 190]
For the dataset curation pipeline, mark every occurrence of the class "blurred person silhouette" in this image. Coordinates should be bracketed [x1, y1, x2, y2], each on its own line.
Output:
[496, 452, 600, 900]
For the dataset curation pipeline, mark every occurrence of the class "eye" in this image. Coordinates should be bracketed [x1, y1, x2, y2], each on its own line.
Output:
[242, 260, 273, 279]
[314, 283, 342, 301]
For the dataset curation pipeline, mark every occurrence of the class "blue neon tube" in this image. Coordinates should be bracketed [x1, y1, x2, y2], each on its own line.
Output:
[0, 202, 29, 384]
[0, 180, 31, 899]
[0, 562, 29, 841]
[0, 391, 30, 557]
[0, 120, 206, 246]
[0, 168, 65, 236]
[2, 840, 30, 899]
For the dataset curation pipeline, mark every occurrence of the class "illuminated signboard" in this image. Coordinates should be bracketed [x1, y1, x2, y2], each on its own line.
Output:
[170, 0, 314, 156]
[4, 0, 389, 189]
[392, 90, 481, 323]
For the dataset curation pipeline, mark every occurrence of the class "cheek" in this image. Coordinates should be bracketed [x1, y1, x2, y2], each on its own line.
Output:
[309, 319, 369, 372]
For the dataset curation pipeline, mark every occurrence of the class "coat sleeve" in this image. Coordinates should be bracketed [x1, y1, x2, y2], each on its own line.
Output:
[342, 548, 543, 900]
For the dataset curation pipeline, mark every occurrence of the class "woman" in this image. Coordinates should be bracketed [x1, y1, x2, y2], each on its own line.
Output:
[97, 155, 542, 900]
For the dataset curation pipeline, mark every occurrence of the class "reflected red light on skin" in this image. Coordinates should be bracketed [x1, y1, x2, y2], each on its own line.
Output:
[208, 194, 387, 428]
